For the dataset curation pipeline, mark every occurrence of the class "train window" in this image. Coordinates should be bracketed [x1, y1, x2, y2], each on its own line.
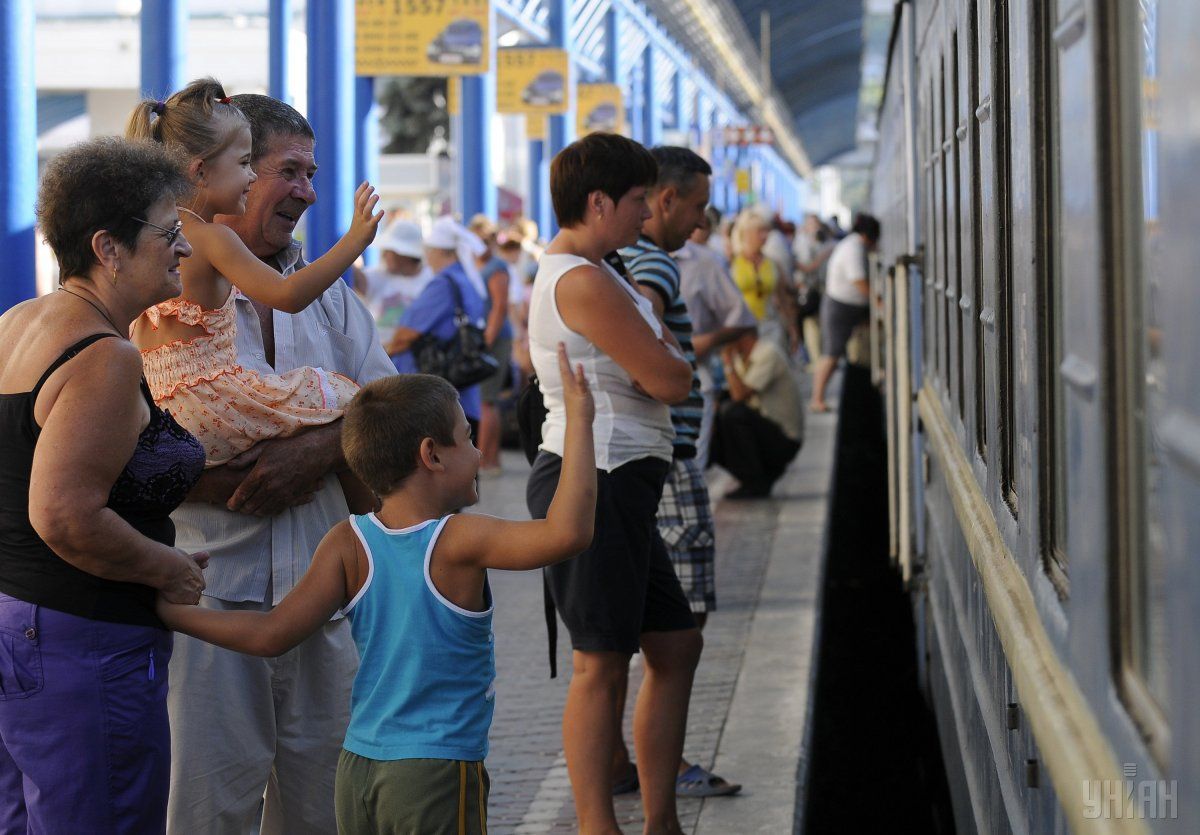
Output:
[1034, 0, 1067, 591]
[940, 56, 950, 394]
[994, 0, 1017, 513]
[952, 31, 964, 420]
[1115, 0, 1169, 760]
[970, 1, 985, 457]
[927, 76, 938, 376]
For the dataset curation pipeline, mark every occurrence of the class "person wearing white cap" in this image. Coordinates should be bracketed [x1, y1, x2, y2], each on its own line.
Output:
[387, 216, 489, 431]
[352, 219, 433, 354]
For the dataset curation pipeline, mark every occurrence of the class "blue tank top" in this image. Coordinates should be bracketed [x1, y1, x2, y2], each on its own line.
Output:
[343, 513, 496, 761]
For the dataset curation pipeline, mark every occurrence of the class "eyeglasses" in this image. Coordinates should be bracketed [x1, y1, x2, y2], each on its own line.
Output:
[132, 217, 184, 246]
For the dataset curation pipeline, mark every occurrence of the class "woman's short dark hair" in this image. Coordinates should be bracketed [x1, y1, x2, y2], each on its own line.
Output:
[36, 137, 191, 281]
[342, 374, 461, 496]
[551, 133, 658, 228]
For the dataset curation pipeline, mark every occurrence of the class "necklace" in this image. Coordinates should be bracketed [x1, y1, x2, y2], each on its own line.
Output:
[178, 206, 209, 223]
[58, 287, 126, 337]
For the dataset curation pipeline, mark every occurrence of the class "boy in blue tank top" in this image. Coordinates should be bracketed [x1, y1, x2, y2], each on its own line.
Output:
[158, 344, 596, 834]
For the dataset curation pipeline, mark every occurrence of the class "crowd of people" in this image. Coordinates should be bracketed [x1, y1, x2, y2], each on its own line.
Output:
[0, 76, 878, 835]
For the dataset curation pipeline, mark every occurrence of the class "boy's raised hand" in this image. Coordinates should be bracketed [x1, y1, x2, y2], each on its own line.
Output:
[348, 181, 385, 250]
[557, 342, 594, 426]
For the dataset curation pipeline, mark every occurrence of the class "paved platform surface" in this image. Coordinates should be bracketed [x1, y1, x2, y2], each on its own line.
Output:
[472, 402, 835, 834]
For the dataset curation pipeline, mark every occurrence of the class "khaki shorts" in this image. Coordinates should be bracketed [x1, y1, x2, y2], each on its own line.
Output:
[335, 751, 489, 834]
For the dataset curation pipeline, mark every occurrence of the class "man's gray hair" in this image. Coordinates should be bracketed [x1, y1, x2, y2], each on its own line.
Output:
[649, 145, 712, 194]
[228, 94, 315, 162]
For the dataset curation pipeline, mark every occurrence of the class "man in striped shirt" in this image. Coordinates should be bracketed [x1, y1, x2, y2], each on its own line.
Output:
[617, 146, 742, 798]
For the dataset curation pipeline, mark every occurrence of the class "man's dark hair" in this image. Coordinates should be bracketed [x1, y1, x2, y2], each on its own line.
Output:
[648, 146, 712, 195]
[228, 93, 315, 163]
[852, 212, 881, 243]
[342, 374, 460, 496]
[37, 137, 190, 281]
[551, 133, 658, 228]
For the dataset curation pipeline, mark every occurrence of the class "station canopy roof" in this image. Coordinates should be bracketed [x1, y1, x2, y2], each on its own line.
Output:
[644, 0, 863, 167]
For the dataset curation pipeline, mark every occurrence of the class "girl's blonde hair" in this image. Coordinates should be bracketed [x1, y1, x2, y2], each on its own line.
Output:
[126, 77, 248, 164]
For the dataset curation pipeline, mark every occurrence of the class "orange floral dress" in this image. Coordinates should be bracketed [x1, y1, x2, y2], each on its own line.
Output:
[140, 289, 359, 467]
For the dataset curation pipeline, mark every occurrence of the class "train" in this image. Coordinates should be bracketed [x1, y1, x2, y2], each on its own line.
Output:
[866, 0, 1196, 832]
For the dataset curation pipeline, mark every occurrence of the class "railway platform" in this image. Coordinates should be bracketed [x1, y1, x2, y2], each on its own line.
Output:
[471, 399, 837, 834]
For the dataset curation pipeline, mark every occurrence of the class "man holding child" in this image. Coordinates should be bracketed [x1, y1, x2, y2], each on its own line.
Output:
[165, 95, 395, 834]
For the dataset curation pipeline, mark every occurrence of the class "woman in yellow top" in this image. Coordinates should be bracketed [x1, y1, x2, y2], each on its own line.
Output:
[730, 211, 799, 351]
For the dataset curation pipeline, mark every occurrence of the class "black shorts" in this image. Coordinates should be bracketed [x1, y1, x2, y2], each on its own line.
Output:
[819, 296, 870, 358]
[526, 452, 697, 656]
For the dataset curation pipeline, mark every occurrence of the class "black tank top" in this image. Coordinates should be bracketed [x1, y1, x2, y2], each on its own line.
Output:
[0, 334, 206, 627]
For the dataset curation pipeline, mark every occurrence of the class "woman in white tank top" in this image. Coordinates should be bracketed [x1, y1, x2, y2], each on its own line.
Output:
[524, 133, 701, 835]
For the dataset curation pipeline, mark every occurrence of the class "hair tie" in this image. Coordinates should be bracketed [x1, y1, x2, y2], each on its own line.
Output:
[218, 96, 231, 105]
[151, 100, 166, 116]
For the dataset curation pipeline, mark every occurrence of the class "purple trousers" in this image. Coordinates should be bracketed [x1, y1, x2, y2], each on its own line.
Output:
[0, 593, 172, 834]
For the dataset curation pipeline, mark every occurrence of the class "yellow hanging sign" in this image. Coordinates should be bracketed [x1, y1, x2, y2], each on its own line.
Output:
[355, 0, 490, 77]
[575, 84, 624, 136]
[735, 168, 752, 195]
[447, 77, 460, 116]
[526, 114, 548, 141]
[497, 48, 570, 115]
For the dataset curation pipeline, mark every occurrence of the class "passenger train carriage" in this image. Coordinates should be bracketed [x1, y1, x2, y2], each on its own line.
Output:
[867, 0, 1197, 832]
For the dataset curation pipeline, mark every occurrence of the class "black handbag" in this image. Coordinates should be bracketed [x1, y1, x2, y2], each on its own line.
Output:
[411, 274, 499, 388]
[516, 374, 548, 464]
[797, 282, 822, 319]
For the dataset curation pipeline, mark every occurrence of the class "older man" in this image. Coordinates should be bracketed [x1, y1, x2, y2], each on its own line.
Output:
[166, 95, 395, 834]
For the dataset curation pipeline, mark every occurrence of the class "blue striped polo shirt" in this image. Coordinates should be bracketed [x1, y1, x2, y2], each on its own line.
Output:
[620, 236, 703, 458]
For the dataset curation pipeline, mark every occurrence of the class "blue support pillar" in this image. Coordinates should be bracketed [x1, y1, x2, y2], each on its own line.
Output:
[306, 0, 354, 280]
[628, 60, 643, 143]
[641, 43, 661, 148]
[269, 0, 291, 102]
[529, 139, 549, 240]
[0, 0, 36, 308]
[461, 4, 497, 221]
[140, 0, 187, 97]
[604, 5, 624, 93]
[355, 76, 379, 265]
[546, 0, 574, 237]
[671, 71, 685, 137]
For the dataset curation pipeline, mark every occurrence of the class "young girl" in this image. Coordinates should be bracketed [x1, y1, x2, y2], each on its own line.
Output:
[126, 78, 383, 507]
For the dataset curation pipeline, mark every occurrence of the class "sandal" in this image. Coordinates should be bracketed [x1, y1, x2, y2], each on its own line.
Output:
[675, 764, 742, 797]
[612, 766, 639, 795]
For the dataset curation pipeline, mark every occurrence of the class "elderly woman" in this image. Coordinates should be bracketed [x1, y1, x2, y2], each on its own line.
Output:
[730, 210, 800, 354]
[0, 137, 208, 831]
[524, 133, 701, 835]
[389, 216, 490, 433]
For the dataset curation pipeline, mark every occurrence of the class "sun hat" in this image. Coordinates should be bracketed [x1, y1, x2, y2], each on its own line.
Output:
[375, 220, 424, 259]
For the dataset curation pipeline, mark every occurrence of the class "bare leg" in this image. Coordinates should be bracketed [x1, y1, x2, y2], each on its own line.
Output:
[478, 402, 501, 469]
[563, 650, 629, 834]
[612, 664, 633, 782]
[635, 628, 703, 835]
[810, 355, 838, 411]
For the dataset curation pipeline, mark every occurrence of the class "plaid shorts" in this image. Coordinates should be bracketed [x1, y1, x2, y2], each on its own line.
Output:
[657, 456, 717, 613]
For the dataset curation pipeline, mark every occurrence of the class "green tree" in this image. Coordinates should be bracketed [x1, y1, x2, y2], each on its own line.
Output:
[377, 77, 449, 153]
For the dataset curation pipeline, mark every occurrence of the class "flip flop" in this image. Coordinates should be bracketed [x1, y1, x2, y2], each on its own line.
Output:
[675, 764, 742, 798]
[612, 766, 639, 795]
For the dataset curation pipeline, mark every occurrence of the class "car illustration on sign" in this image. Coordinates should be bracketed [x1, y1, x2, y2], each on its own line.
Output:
[584, 102, 618, 132]
[426, 19, 483, 65]
[521, 70, 566, 107]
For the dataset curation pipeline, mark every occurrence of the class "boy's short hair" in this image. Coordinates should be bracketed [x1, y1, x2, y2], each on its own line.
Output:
[550, 132, 658, 229]
[342, 375, 461, 496]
